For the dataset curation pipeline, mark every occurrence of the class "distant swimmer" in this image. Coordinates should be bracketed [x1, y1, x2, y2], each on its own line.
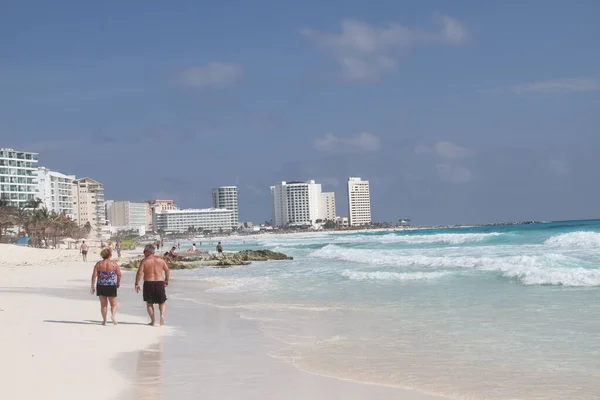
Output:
[135, 244, 170, 326]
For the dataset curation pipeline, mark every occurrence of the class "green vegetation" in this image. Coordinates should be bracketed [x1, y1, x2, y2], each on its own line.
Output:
[0, 198, 88, 245]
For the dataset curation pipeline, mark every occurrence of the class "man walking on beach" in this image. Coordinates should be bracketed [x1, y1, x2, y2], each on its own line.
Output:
[81, 241, 88, 262]
[216, 242, 223, 257]
[135, 244, 170, 326]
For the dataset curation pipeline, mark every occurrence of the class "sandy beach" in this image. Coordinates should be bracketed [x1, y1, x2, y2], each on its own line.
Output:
[0, 243, 449, 400]
[0, 244, 171, 400]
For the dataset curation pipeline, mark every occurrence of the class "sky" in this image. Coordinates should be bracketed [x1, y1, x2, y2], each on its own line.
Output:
[1, 0, 599, 225]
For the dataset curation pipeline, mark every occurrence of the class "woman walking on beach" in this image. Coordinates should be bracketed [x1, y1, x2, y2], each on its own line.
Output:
[90, 248, 121, 325]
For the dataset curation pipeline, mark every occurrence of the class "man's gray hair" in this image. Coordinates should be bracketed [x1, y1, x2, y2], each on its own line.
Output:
[144, 244, 155, 254]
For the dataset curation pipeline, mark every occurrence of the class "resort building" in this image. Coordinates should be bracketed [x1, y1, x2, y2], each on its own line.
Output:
[212, 186, 239, 228]
[0, 148, 39, 208]
[72, 177, 106, 238]
[145, 199, 178, 231]
[347, 177, 371, 226]
[320, 192, 336, 221]
[154, 208, 235, 233]
[270, 180, 322, 227]
[36, 167, 76, 218]
[105, 200, 147, 231]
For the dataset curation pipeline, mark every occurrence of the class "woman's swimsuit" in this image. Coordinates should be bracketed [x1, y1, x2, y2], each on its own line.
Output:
[98, 270, 117, 286]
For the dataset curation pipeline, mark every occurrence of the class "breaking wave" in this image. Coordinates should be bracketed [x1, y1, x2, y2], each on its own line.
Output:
[314, 245, 600, 287]
[256, 232, 504, 248]
[342, 270, 453, 282]
[544, 231, 600, 248]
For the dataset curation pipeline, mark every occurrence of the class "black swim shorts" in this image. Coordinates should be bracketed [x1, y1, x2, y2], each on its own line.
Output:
[143, 281, 167, 304]
[97, 284, 117, 297]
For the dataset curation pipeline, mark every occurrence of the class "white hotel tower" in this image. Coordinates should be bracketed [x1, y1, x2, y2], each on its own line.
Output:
[37, 167, 76, 218]
[270, 180, 322, 227]
[347, 177, 371, 226]
[0, 148, 39, 208]
[212, 186, 239, 228]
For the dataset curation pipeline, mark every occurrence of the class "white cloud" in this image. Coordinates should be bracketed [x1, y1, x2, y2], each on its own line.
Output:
[301, 15, 468, 81]
[436, 164, 473, 184]
[314, 132, 381, 154]
[438, 15, 468, 45]
[178, 62, 243, 88]
[511, 78, 600, 94]
[415, 141, 471, 160]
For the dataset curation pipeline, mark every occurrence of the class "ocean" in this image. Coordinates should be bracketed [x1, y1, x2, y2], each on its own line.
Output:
[160, 220, 600, 399]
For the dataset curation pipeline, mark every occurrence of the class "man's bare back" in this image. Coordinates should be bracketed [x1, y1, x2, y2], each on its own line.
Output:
[138, 256, 169, 282]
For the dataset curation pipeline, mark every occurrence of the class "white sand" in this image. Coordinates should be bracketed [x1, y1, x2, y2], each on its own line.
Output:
[0, 244, 171, 400]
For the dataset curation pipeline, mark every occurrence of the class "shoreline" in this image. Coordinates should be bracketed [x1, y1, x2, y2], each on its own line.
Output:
[0, 243, 448, 399]
[139, 280, 450, 400]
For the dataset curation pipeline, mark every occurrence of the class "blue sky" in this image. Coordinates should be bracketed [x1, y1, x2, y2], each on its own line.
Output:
[1, 0, 599, 225]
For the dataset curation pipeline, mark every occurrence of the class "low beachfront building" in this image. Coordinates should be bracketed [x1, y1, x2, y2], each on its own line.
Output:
[145, 199, 177, 231]
[0, 148, 39, 208]
[154, 208, 235, 233]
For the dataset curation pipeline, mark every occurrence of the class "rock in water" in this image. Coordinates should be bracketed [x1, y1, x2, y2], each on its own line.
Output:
[120, 249, 292, 270]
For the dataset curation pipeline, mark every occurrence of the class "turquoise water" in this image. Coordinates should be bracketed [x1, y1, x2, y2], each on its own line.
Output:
[172, 220, 600, 399]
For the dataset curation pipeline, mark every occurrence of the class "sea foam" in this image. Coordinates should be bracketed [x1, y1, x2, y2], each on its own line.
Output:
[342, 270, 453, 282]
[544, 231, 600, 248]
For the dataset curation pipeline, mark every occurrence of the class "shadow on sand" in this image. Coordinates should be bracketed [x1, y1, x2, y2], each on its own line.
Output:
[44, 319, 150, 326]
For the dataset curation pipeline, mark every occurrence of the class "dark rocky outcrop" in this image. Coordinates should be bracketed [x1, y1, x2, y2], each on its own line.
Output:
[119, 249, 292, 270]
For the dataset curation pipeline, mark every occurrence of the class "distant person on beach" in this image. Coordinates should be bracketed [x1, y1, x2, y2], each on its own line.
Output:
[190, 243, 196, 252]
[115, 240, 122, 258]
[169, 246, 177, 259]
[177, 241, 180, 250]
[81, 241, 88, 262]
[135, 244, 170, 326]
[216, 242, 223, 256]
[90, 248, 121, 325]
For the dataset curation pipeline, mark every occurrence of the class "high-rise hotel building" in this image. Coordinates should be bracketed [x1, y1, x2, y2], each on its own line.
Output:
[347, 177, 371, 226]
[0, 148, 38, 208]
[212, 186, 239, 228]
[320, 192, 336, 221]
[73, 177, 106, 238]
[105, 200, 147, 230]
[37, 167, 76, 218]
[270, 180, 322, 227]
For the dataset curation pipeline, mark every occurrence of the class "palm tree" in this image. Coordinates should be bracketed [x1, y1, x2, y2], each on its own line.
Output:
[83, 221, 92, 237]
[0, 199, 16, 243]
